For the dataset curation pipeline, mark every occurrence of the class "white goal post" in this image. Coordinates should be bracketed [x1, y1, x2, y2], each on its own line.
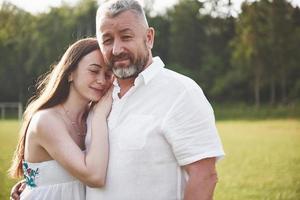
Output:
[0, 102, 23, 120]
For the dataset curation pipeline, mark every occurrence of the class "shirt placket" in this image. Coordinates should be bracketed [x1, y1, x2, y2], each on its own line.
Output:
[108, 76, 143, 131]
[108, 97, 124, 131]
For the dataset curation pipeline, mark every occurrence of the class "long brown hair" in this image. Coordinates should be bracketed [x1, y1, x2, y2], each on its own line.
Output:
[9, 38, 100, 178]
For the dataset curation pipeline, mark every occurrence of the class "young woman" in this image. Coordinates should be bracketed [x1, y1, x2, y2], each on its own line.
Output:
[9, 38, 113, 200]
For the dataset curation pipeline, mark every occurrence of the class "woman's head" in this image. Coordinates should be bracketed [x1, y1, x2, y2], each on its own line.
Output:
[39, 38, 103, 108]
[9, 37, 108, 178]
[67, 45, 112, 103]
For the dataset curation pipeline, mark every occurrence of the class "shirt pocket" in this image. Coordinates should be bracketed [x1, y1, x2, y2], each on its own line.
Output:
[118, 114, 154, 150]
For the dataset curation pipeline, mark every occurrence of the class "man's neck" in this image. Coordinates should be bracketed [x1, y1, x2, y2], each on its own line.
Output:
[117, 55, 154, 98]
[117, 78, 135, 98]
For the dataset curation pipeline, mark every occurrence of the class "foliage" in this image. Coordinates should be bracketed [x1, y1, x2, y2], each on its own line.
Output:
[231, 0, 299, 106]
[0, 0, 299, 107]
[0, 0, 98, 104]
[147, 14, 171, 63]
[0, 3, 34, 102]
[168, 0, 204, 71]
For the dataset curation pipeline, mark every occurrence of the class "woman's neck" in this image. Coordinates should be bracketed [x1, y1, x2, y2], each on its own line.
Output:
[62, 94, 89, 123]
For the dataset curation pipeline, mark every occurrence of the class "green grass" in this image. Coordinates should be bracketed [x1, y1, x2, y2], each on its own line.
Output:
[1, 119, 300, 199]
[0, 120, 20, 199]
[215, 119, 300, 200]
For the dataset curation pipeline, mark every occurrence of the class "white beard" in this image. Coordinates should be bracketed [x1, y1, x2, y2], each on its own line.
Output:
[113, 65, 140, 79]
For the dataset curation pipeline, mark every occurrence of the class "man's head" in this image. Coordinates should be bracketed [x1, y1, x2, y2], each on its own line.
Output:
[96, 0, 155, 79]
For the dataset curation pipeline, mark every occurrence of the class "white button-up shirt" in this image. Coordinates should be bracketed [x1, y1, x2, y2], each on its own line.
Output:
[86, 57, 224, 200]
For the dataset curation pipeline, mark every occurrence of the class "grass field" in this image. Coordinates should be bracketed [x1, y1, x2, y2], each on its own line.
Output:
[0, 120, 20, 199]
[1, 119, 300, 199]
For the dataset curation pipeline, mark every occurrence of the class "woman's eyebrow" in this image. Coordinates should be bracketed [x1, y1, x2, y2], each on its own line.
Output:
[89, 63, 103, 68]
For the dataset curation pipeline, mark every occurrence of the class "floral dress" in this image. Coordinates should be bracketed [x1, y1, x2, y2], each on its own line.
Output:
[20, 160, 85, 200]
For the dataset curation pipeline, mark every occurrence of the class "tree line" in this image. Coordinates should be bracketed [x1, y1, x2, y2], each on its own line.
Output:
[0, 0, 299, 107]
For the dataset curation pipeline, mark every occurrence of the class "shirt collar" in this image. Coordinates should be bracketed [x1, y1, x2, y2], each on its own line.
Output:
[113, 56, 165, 86]
[112, 56, 164, 99]
[139, 56, 165, 85]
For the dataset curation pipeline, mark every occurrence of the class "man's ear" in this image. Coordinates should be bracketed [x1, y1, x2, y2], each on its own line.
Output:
[146, 27, 155, 49]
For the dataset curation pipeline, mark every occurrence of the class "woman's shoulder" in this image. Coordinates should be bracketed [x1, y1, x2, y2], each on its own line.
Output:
[30, 107, 64, 135]
[32, 107, 60, 123]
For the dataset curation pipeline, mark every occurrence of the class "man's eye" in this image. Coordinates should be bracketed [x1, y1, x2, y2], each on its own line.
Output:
[103, 39, 112, 45]
[122, 35, 132, 40]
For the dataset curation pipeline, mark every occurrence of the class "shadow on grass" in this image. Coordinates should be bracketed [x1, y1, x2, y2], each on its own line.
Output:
[213, 103, 300, 121]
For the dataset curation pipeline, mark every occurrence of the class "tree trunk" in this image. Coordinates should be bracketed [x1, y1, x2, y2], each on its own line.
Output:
[280, 70, 287, 104]
[269, 75, 276, 105]
[254, 76, 260, 108]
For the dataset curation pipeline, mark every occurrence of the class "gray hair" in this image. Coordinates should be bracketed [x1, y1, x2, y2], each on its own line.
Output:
[96, 0, 149, 35]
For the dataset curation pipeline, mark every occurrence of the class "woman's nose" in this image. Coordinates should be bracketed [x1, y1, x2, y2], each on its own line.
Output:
[96, 74, 106, 85]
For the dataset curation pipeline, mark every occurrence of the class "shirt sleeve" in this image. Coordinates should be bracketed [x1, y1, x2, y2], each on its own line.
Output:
[161, 84, 225, 166]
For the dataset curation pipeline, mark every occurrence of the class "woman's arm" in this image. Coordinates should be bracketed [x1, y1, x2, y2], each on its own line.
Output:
[83, 88, 112, 186]
[32, 90, 112, 187]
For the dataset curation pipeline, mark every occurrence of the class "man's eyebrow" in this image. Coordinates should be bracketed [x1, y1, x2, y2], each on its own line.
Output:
[120, 28, 133, 34]
[102, 33, 110, 38]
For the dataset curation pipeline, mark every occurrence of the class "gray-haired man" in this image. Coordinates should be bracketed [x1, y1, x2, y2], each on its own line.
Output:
[87, 0, 225, 199]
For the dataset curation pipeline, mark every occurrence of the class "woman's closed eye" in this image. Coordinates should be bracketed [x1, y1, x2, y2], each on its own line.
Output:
[89, 69, 100, 74]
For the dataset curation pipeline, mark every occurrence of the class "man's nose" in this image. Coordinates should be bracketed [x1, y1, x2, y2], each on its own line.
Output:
[112, 39, 124, 56]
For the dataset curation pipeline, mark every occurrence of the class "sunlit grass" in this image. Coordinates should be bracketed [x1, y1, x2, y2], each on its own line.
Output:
[215, 119, 300, 200]
[0, 120, 20, 200]
[1, 119, 299, 199]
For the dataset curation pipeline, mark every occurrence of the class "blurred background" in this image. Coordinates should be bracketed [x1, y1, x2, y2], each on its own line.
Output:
[0, 0, 299, 199]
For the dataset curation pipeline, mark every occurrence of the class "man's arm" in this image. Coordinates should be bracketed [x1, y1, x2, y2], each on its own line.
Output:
[10, 180, 26, 200]
[183, 157, 218, 200]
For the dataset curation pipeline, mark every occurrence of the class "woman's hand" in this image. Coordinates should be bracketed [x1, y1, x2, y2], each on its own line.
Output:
[93, 85, 113, 118]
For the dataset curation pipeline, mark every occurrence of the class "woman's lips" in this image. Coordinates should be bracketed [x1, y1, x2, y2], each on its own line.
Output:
[90, 87, 104, 94]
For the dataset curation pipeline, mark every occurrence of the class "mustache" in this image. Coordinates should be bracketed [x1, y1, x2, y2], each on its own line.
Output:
[112, 53, 131, 63]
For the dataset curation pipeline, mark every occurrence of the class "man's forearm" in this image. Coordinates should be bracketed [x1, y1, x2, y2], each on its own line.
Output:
[183, 170, 218, 200]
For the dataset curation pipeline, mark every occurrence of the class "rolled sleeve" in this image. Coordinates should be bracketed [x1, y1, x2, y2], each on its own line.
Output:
[162, 86, 225, 166]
